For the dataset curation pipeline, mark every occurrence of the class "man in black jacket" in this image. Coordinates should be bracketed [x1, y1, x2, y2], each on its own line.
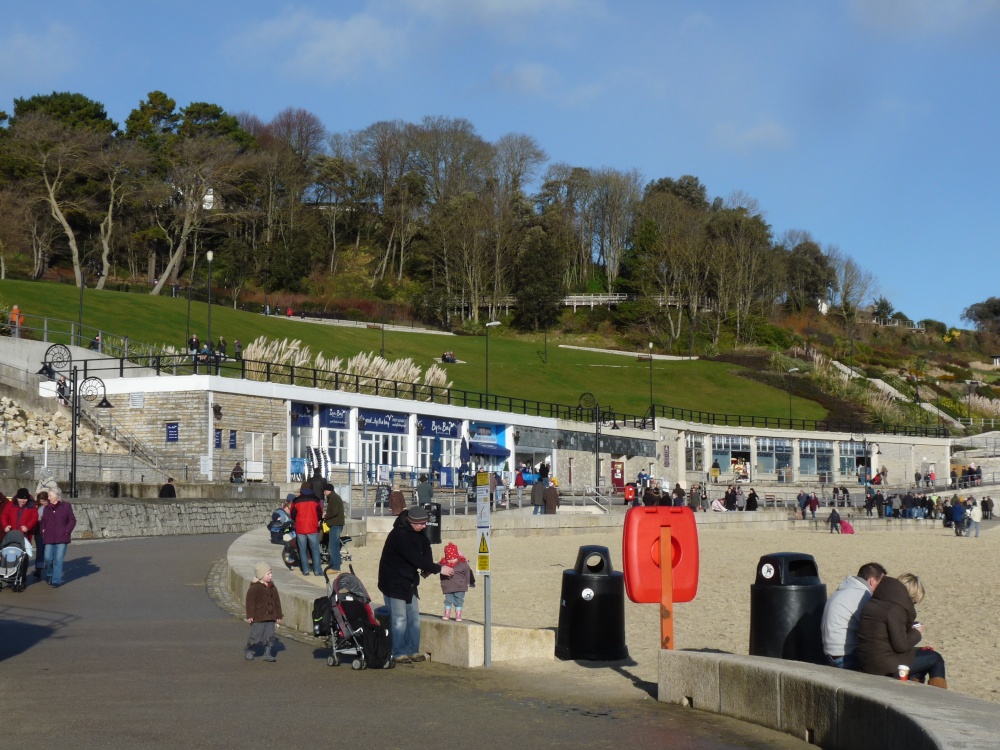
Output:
[377, 506, 453, 663]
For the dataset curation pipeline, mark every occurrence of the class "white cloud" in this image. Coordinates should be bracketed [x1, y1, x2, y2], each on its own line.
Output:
[490, 63, 560, 96]
[0, 24, 78, 84]
[712, 120, 794, 154]
[227, 10, 405, 82]
[850, 0, 1000, 35]
[402, 0, 599, 24]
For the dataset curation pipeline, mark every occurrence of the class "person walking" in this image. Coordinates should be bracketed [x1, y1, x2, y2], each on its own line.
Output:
[415, 474, 434, 505]
[377, 507, 453, 663]
[39, 489, 75, 587]
[968, 498, 982, 538]
[829, 507, 842, 534]
[33, 491, 49, 580]
[951, 497, 966, 537]
[234, 339, 242, 361]
[530, 479, 545, 515]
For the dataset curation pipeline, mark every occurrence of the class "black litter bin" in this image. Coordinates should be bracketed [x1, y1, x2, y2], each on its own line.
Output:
[422, 502, 442, 545]
[749, 552, 827, 664]
[555, 545, 628, 661]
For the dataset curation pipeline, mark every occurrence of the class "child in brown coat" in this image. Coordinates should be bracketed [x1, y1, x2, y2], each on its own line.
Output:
[245, 562, 283, 661]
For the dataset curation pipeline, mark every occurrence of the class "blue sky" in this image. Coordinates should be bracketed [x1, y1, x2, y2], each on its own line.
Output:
[3, 0, 999, 328]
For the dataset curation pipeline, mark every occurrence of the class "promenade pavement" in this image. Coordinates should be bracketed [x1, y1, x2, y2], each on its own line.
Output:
[0, 534, 807, 749]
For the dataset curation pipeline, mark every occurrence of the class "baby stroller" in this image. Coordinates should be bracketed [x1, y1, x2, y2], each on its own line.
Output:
[313, 567, 393, 670]
[0, 530, 30, 593]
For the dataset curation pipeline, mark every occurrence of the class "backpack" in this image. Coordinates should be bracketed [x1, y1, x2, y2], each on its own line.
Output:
[361, 622, 394, 669]
[312, 596, 333, 637]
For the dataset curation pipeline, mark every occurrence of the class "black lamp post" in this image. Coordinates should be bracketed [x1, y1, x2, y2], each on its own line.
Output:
[70, 373, 113, 498]
[185, 284, 193, 347]
[648, 342, 655, 428]
[485, 321, 501, 399]
[787, 367, 800, 422]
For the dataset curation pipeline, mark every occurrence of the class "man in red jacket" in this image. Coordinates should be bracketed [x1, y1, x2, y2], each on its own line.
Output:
[291, 482, 323, 576]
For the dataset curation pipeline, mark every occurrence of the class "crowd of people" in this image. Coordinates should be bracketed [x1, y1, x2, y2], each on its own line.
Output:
[0, 484, 77, 588]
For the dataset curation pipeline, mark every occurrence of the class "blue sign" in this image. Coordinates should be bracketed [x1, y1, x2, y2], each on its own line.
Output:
[215, 429, 222, 449]
[290, 403, 314, 427]
[417, 416, 460, 439]
[320, 405, 351, 429]
[470, 422, 505, 445]
[358, 408, 408, 434]
[166, 422, 179, 443]
[229, 430, 237, 450]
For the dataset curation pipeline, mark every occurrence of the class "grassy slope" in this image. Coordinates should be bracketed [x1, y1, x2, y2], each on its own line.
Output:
[0, 279, 828, 421]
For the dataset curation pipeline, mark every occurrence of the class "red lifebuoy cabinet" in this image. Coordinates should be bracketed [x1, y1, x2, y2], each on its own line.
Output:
[623, 505, 699, 604]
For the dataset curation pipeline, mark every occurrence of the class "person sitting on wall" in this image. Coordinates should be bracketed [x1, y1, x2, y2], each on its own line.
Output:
[230, 462, 245, 483]
[158, 477, 177, 498]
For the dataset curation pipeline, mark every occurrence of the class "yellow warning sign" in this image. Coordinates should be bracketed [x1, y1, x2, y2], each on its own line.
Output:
[477, 530, 490, 574]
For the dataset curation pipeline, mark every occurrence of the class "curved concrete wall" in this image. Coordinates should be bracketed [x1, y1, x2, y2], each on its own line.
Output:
[658, 649, 1000, 749]
[226, 526, 554, 668]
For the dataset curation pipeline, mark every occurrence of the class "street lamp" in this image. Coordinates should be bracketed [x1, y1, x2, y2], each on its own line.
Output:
[206, 250, 214, 352]
[485, 321, 501, 399]
[787, 367, 800, 422]
[648, 342, 655, 428]
[69, 373, 113, 499]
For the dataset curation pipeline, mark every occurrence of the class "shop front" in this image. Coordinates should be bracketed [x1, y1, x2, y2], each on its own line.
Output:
[468, 421, 510, 473]
[358, 408, 409, 481]
[417, 416, 461, 486]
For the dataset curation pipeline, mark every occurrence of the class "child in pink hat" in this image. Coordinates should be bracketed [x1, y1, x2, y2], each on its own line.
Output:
[439, 542, 475, 621]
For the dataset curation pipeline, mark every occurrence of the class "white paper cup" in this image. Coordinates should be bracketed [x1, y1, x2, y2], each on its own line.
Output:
[898, 665, 910, 680]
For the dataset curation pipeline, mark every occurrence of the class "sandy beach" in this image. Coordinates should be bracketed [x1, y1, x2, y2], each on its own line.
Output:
[338, 522, 1000, 703]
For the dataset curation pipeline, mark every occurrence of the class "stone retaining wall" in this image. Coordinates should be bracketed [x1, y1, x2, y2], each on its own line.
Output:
[658, 649, 1000, 750]
[71, 497, 279, 539]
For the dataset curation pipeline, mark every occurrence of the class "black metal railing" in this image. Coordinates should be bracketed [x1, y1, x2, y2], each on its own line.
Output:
[652, 404, 949, 438]
[65, 353, 654, 429]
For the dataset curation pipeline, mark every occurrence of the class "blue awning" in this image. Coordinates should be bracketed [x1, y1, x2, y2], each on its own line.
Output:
[469, 441, 509, 458]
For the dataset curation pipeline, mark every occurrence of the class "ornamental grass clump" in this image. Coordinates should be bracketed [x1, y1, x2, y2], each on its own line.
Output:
[240, 336, 451, 400]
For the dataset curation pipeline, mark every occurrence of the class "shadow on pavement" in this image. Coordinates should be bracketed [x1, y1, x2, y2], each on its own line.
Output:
[0, 604, 79, 662]
[62, 556, 100, 584]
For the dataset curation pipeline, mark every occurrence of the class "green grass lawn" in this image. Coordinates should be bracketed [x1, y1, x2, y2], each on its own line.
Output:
[0, 279, 828, 421]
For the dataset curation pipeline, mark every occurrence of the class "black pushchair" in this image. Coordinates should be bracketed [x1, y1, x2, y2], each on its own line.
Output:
[313, 567, 393, 670]
[0, 530, 30, 593]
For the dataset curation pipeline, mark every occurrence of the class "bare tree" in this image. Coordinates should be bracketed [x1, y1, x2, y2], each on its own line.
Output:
[149, 136, 255, 295]
[592, 167, 642, 292]
[8, 113, 103, 286]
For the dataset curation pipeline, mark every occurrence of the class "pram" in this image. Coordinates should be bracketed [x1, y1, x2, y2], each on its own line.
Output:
[0, 530, 30, 593]
[314, 567, 393, 670]
[281, 528, 353, 571]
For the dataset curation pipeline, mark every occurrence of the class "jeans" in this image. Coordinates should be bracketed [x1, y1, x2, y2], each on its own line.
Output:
[297, 532, 322, 575]
[326, 526, 343, 570]
[968, 520, 980, 538]
[908, 647, 946, 681]
[44, 543, 67, 585]
[386, 595, 421, 658]
[444, 591, 466, 610]
[35, 537, 46, 570]
[533, 505, 542, 515]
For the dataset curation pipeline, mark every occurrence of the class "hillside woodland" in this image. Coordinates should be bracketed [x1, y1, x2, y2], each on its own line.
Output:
[3, 91, 1000, 429]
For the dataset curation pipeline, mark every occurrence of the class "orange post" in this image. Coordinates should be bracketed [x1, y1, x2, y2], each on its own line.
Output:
[660, 526, 674, 650]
